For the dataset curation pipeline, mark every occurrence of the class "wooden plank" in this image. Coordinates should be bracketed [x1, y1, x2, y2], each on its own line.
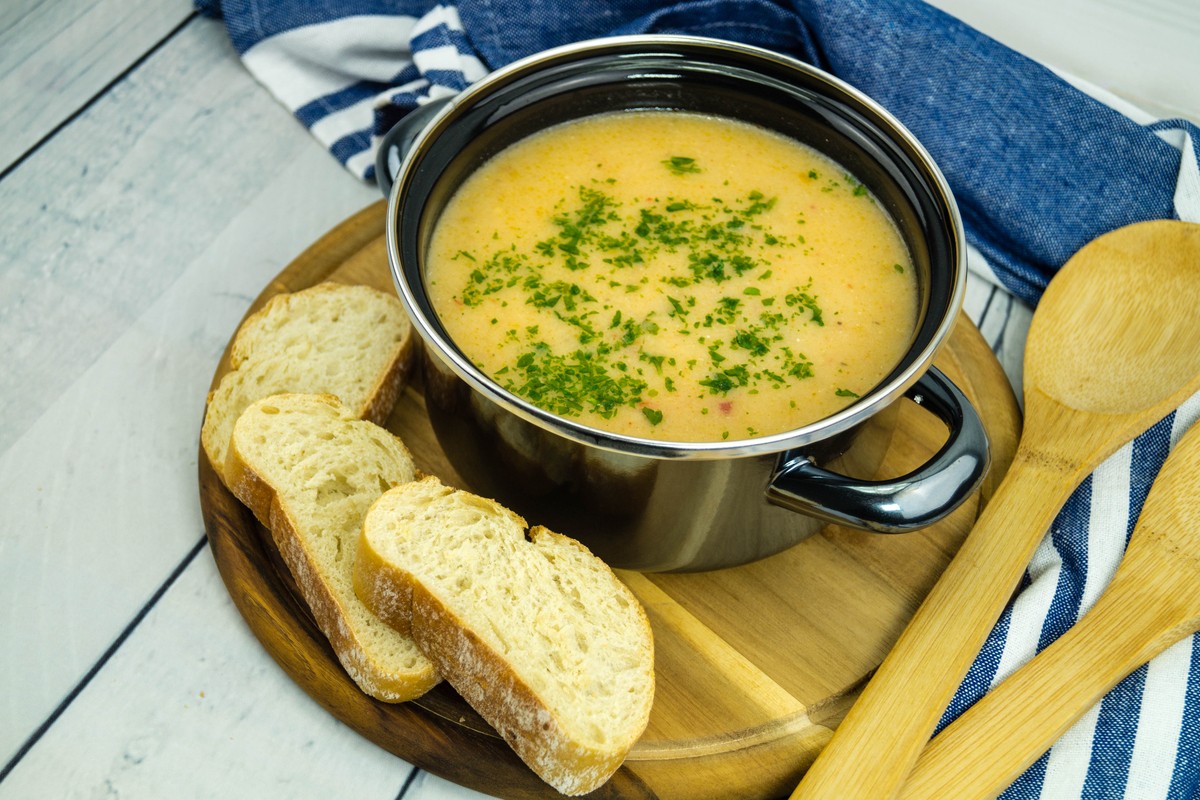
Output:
[0, 553, 427, 799]
[0, 0, 195, 175]
[0, 14, 376, 456]
[0, 16, 377, 771]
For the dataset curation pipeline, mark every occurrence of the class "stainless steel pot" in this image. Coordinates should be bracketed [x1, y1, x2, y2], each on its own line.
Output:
[379, 35, 989, 571]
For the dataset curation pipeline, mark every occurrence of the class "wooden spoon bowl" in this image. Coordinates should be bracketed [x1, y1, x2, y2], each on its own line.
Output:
[792, 220, 1200, 800]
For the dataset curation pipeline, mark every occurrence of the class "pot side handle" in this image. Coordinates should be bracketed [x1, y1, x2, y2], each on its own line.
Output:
[766, 367, 990, 533]
[375, 96, 456, 196]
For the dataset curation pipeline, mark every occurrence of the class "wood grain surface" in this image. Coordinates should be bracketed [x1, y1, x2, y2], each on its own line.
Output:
[198, 200, 1021, 800]
[899, 417, 1200, 800]
[0, 0, 194, 175]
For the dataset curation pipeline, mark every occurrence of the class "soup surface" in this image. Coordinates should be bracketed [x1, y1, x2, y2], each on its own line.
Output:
[426, 111, 918, 442]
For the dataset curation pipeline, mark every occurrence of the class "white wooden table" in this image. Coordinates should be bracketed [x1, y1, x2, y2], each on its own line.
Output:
[2, 2, 1197, 798]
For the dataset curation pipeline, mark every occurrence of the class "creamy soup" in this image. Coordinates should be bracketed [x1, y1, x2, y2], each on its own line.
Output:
[426, 111, 918, 442]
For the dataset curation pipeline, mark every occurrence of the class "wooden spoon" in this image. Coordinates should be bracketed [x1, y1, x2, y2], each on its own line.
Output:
[898, 417, 1200, 800]
[791, 219, 1200, 800]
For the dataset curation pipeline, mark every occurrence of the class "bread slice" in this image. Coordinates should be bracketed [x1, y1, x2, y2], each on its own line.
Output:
[355, 476, 655, 795]
[225, 392, 438, 701]
[202, 282, 415, 484]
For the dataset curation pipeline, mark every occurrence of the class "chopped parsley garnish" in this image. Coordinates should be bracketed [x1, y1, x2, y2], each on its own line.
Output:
[452, 176, 834, 421]
[663, 156, 702, 175]
[502, 343, 648, 419]
[785, 287, 825, 326]
[642, 407, 664, 425]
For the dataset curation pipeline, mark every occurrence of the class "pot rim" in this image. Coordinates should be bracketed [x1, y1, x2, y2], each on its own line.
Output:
[385, 33, 967, 460]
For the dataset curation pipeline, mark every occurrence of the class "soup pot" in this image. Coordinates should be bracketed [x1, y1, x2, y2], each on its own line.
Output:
[378, 35, 988, 572]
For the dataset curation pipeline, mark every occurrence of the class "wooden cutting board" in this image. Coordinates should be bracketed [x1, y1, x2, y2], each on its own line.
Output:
[199, 200, 1021, 800]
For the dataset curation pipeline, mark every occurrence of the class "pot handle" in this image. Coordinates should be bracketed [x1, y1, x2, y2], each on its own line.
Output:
[766, 366, 990, 533]
[375, 96, 456, 196]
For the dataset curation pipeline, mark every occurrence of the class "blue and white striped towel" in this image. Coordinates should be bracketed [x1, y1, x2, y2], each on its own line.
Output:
[199, 1, 1200, 796]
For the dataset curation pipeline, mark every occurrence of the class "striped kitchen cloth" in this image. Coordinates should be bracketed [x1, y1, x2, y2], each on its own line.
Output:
[198, 0, 1200, 797]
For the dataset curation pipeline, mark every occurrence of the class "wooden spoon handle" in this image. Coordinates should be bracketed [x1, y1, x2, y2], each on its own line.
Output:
[791, 455, 1072, 800]
[899, 556, 1199, 800]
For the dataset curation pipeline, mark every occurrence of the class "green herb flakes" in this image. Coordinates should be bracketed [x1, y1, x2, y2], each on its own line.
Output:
[642, 407, 664, 425]
[663, 156, 701, 175]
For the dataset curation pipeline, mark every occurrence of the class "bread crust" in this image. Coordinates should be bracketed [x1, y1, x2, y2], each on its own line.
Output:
[202, 282, 416, 485]
[225, 394, 438, 702]
[410, 560, 638, 796]
[354, 481, 655, 795]
[360, 317, 418, 428]
[351, 526, 416, 639]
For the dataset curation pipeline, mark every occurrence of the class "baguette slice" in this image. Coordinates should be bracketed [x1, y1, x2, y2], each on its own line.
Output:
[202, 282, 415, 484]
[355, 476, 655, 795]
[226, 393, 438, 701]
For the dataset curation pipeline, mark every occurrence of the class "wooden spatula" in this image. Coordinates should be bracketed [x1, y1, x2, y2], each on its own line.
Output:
[897, 417, 1200, 799]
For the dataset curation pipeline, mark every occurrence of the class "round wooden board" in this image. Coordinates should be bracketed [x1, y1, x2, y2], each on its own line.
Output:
[199, 201, 1021, 800]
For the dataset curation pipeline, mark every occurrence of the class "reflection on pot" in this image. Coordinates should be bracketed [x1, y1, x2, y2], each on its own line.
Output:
[422, 345, 898, 571]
